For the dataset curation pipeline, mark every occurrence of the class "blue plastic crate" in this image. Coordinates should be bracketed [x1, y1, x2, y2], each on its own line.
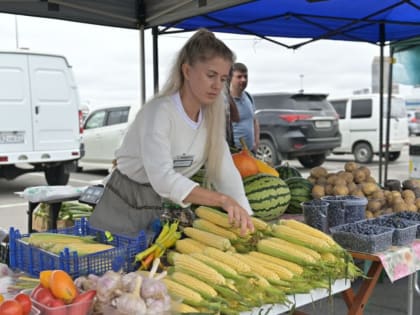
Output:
[9, 218, 147, 278]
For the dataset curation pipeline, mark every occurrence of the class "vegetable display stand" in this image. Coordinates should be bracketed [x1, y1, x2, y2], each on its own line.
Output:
[239, 279, 350, 315]
[343, 239, 420, 315]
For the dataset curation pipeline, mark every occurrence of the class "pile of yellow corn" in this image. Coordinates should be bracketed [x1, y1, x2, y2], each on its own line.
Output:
[22, 233, 114, 255]
[165, 206, 362, 314]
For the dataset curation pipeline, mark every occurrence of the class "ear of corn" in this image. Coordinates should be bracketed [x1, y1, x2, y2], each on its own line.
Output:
[271, 224, 333, 253]
[171, 271, 218, 299]
[257, 239, 316, 265]
[175, 303, 200, 313]
[183, 227, 232, 251]
[162, 278, 220, 310]
[193, 219, 238, 241]
[190, 252, 242, 281]
[231, 253, 282, 283]
[175, 238, 206, 254]
[194, 206, 232, 228]
[266, 237, 321, 261]
[248, 251, 304, 276]
[278, 219, 337, 246]
[203, 247, 252, 275]
[172, 253, 226, 285]
[250, 216, 269, 232]
[244, 254, 294, 281]
[49, 243, 114, 255]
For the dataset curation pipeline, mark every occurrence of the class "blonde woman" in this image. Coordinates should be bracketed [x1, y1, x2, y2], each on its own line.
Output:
[89, 29, 254, 237]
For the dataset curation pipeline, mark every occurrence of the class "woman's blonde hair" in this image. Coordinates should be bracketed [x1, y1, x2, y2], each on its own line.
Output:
[158, 28, 235, 184]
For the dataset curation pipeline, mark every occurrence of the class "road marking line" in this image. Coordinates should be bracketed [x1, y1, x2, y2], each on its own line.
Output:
[0, 202, 27, 209]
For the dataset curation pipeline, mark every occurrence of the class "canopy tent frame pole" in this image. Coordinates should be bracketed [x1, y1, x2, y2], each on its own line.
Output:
[152, 26, 159, 94]
[139, 25, 146, 105]
[384, 46, 395, 185]
[378, 23, 385, 187]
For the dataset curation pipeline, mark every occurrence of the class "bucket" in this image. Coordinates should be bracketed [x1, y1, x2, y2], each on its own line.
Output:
[301, 200, 329, 233]
[321, 195, 367, 228]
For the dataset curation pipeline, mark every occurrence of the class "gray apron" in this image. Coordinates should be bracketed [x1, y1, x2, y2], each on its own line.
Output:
[89, 169, 163, 237]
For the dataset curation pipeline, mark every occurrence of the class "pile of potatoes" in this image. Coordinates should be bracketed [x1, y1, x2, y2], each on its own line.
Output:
[307, 161, 420, 218]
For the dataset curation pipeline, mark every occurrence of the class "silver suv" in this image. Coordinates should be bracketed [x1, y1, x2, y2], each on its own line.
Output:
[254, 93, 341, 168]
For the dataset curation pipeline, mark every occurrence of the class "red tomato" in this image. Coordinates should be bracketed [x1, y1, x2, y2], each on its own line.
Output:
[31, 283, 44, 298]
[33, 287, 55, 306]
[14, 293, 32, 315]
[0, 299, 24, 315]
[45, 298, 67, 315]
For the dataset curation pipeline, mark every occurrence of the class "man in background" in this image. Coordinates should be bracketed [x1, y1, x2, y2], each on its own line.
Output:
[229, 62, 260, 152]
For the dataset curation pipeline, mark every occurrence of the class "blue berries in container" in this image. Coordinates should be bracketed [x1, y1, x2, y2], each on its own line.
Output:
[321, 195, 367, 228]
[301, 199, 329, 233]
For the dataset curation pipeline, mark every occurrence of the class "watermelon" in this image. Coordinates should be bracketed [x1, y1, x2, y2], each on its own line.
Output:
[285, 177, 313, 213]
[276, 164, 302, 180]
[243, 173, 291, 221]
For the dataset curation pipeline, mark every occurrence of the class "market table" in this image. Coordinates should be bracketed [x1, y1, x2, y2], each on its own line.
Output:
[240, 279, 351, 315]
[343, 239, 420, 315]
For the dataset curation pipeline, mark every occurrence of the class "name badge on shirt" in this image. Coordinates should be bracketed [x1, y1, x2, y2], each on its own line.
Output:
[173, 154, 194, 168]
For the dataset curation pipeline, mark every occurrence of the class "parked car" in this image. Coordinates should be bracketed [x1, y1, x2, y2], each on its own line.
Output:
[407, 110, 420, 136]
[329, 94, 409, 163]
[78, 105, 131, 170]
[253, 92, 341, 168]
[0, 51, 83, 185]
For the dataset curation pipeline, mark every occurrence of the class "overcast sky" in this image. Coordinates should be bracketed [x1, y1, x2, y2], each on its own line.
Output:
[0, 13, 415, 110]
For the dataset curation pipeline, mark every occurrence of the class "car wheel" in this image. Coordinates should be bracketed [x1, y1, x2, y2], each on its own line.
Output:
[388, 151, 401, 162]
[256, 139, 279, 166]
[353, 142, 373, 163]
[45, 164, 70, 185]
[298, 154, 326, 168]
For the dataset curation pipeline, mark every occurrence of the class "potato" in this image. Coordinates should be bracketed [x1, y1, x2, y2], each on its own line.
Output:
[347, 182, 357, 193]
[310, 166, 328, 178]
[333, 184, 349, 196]
[352, 169, 366, 184]
[325, 184, 334, 195]
[362, 182, 378, 196]
[402, 189, 416, 201]
[334, 178, 347, 187]
[367, 199, 382, 212]
[316, 176, 328, 185]
[312, 185, 325, 199]
[365, 210, 374, 219]
[344, 161, 359, 172]
[358, 166, 371, 178]
[415, 198, 420, 210]
[326, 174, 338, 185]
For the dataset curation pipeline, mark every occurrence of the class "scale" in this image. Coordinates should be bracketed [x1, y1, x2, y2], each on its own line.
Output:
[78, 185, 105, 206]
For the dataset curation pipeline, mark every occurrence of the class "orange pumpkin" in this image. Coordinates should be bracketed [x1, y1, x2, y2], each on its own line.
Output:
[232, 150, 259, 178]
[48, 270, 78, 304]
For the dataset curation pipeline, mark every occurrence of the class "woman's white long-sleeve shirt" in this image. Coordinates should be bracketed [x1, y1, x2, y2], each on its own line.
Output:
[115, 94, 252, 214]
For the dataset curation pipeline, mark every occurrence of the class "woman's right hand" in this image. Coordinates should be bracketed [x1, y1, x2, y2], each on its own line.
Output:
[220, 195, 254, 236]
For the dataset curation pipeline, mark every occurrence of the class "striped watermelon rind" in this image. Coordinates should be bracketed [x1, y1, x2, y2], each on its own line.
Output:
[276, 164, 302, 180]
[285, 177, 313, 213]
[243, 173, 291, 221]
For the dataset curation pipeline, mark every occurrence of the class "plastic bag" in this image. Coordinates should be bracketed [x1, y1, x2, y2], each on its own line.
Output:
[19, 185, 87, 203]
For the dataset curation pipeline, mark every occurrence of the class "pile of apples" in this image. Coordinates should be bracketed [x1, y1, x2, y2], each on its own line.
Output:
[31, 269, 96, 315]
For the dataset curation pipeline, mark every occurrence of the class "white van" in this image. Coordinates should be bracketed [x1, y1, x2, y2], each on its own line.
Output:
[0, 51, 83, 185]
[329, 94, 409, 163]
